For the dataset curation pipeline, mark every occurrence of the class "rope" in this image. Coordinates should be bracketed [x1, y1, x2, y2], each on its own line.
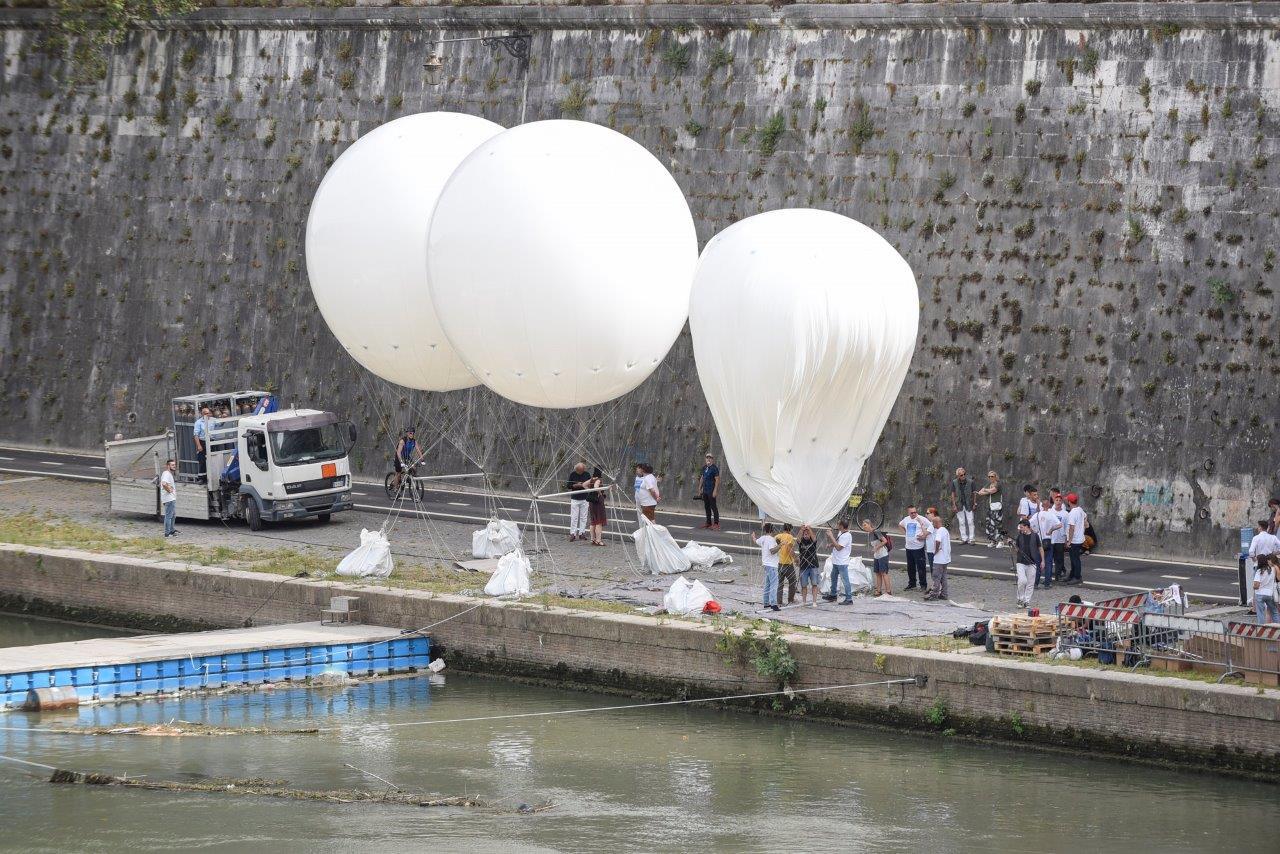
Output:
[353, 677, 921, 730]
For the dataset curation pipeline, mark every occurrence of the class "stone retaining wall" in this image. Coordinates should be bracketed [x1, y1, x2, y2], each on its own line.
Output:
[2, 4, 1279, 560]
[2, 542, 1277, 774]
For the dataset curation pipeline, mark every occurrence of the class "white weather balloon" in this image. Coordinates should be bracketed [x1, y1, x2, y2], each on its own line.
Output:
[426, 120, 698, 409]
[689, 209, 919, 525]
[305, 112, 503, 391]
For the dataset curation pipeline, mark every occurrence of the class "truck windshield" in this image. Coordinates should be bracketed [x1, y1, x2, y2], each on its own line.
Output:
[270, 424, 348, 466]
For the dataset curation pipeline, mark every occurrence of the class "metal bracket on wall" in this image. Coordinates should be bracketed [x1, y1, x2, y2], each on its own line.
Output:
[480, 31, 532, 70]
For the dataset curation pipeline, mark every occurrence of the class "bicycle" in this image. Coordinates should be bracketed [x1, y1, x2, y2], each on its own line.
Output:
[384, 459, 426, 502]
[845, 486, 885, 530]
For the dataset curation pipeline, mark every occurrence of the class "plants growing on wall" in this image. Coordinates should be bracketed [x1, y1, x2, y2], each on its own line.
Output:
[47, 0, 199, 82]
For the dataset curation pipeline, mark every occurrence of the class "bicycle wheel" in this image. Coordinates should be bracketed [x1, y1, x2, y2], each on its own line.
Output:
[384, 472, 400, 500]
[410, 469, 427, 502]
[854, 499, 884, 530]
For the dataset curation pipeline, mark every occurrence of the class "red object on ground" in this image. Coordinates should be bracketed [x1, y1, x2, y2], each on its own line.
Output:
[703, 601, 721, 614]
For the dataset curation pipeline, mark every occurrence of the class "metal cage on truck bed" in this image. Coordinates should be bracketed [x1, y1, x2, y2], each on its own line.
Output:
[172, 390, 270, 482]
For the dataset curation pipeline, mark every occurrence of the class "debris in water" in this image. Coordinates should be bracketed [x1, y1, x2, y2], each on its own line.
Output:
[310, 669, 358, 688]
[47, 768, 547, 811]
[48, 721, 319, 738]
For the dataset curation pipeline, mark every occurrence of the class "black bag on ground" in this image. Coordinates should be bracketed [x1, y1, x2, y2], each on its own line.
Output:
[967, 620, 989, 647]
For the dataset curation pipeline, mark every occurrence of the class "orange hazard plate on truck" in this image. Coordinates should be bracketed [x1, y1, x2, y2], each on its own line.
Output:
[322, 463, 337, 478]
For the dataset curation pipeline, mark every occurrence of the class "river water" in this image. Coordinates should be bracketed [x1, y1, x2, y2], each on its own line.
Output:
[0, 612, 1275, 853]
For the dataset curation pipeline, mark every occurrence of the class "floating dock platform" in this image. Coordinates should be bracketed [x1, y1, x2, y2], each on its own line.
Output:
[0, 622, 430, 709]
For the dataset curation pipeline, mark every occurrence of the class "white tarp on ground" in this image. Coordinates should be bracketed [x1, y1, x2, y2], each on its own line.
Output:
[484, 548, 532, 596]
[634, 522, 693, 575]
[682, 540, 733, 568]
[663, 576, 716, 615]
[335, 529, 394, 578]
[472, 519, 522, 559]
[822, 555, 873, 594]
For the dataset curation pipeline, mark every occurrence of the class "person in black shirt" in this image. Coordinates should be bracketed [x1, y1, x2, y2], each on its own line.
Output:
[1013, 519, 1040, 607]
[566, 462, 592, 541]
[797, 525, 820, 606]
[698, 454, 721, 529]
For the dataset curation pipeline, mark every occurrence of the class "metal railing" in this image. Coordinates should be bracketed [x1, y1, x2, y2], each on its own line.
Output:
[1050, 601, 1279, 685]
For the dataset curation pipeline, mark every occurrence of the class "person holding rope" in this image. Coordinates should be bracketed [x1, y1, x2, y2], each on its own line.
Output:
[586, 468, 608, 547]
[566, 461, 592, 542]
[751, 522, 782, 612]
[634, 463, 660, 522]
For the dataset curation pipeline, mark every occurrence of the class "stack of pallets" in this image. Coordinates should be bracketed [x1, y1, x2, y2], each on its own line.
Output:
[989, 614, 1059, 656]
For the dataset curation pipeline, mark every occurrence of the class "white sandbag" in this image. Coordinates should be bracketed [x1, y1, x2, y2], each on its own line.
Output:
[682, 540, 733, 568]
[848, 556, 873, 592]
[484, 549, 532, 596]
[663, 576, 716, 615]
[634, 522, 693, 575]
[335, 528, 394, 578]
[472, 519, 522, 559]
[822, 556, 871, 594]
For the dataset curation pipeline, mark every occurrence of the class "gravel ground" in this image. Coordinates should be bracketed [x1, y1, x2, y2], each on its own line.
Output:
[0, 476, 1111, 638]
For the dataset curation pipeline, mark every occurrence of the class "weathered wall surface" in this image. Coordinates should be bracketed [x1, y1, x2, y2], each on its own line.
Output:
[1, 4, 1278, 559]
[3, 543, 1278, 773]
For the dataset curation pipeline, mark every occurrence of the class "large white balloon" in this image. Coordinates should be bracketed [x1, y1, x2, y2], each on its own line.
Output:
[305, 112, 503, 391]
[690, 209, 919, 525]
[426, 120, 698, 409]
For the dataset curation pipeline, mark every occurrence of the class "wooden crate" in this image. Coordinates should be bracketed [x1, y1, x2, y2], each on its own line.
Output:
[990, 614, 1059, 657]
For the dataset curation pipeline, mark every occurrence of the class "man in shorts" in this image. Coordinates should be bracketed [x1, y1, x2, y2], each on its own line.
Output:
[796, 525, 821, 607]
[861, 519, 893, 597]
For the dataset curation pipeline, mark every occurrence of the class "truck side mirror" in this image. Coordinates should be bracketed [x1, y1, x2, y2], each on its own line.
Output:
[345, 422, 358, 451]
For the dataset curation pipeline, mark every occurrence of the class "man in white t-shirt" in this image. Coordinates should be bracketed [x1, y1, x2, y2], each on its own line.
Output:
[1031, 498, 1061, 589]
[752, 523, 782, 612]
[1248, 519, 1280, 564]
[1065, 493, 1087, 584]
[1017, 485, 1039, 523]
[898, 506, 933, 592]
[824, 520, 855, 604]
[633, 463, 659, 523]
[924, 511, 951, 601]
[1051, 496, 1069, 583]
[160, 458, 178, 538]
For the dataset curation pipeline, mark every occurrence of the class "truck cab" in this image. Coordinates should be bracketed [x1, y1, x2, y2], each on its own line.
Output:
[107, 391, 356, 530]
[235, 409, 356, 528]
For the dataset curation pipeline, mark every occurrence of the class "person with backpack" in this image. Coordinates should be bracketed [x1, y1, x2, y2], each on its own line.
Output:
[861, 519, 893, 597]
[1013, 518, 1040, 607]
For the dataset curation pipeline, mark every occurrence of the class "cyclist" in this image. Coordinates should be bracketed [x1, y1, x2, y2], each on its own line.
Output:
[390, 427, 422, 496]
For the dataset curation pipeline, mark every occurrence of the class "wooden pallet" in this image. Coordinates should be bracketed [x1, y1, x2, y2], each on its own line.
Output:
[993, 638, 1057, 656]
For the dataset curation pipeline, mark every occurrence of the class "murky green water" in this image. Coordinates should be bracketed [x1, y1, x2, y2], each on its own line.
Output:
[0, 612, 137, 648]
[0, 614, 1275, 852]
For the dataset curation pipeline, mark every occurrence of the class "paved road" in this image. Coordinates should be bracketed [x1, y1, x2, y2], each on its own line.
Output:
[0, 444, 1247, 604]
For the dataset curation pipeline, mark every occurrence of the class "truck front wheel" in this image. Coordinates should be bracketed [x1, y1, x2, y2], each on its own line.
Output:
[245, 499, 263, 531]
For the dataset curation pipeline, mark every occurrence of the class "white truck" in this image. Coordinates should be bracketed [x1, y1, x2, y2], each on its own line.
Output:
[106, 390, 356, 530]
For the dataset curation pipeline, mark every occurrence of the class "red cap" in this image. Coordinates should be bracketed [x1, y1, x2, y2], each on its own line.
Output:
[1066, 492, 1079, 504]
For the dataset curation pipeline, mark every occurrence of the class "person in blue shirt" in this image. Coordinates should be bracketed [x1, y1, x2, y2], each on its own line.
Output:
[193, 405, 214, 479]
[698, 453, 721, 530]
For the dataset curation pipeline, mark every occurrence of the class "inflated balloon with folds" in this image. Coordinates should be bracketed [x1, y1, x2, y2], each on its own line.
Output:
[305, 112, 503, 391]
[426, 120, 698, 408]
[689, 209, 919, 525]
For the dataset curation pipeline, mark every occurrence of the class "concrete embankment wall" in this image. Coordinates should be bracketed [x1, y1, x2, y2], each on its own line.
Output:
[2, 543, 1277, 775]
[2, 4, 1280, 561]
